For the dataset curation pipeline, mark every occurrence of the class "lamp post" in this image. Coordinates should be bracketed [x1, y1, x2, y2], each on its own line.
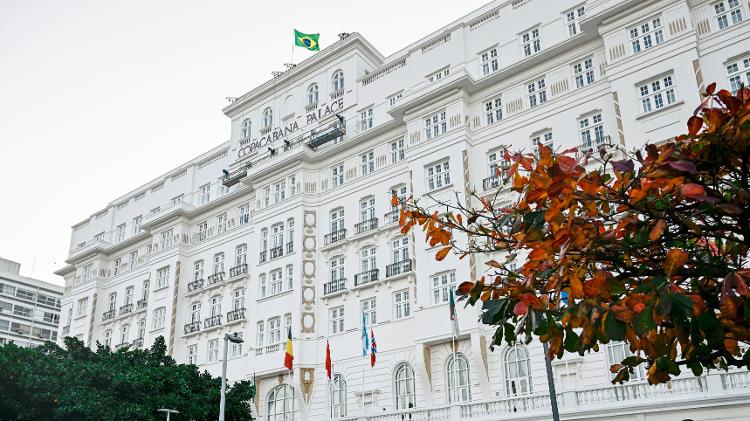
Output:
[219, 332, 244, 421]
[157, 408, 179, 421]
[543, 341, 561, 421]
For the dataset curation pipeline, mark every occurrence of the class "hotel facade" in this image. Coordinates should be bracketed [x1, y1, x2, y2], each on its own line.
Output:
[56, 0, 750, 420]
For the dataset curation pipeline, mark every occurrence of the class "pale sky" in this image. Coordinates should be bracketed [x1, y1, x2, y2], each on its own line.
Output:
[0, 0, 490, 285]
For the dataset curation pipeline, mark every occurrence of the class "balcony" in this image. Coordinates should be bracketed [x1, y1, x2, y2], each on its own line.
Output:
[184, 321, 201, 334]
[355, 218, 378, 235]
[305, 102, 318, 112]
[386, 259, 413, 278]
[207, 272, 225, 285]
[324, 278, 347, 296]
[259, 251, 267, 263]
[136, 299, 148, 310]
[131, 338, 144, 348]
[266, 343, 280, 353]
[204, 315, 222, 329]
[115, 342, 130, 350]
[354, 269, 379, 287]
[270, 246, 284, 259]
[188, 279, 204, 292]
[483, 174, 503, 191]
[577, 135, 614, 158]
[62, 325, 70, 335]
[286, 242, 294, 254]
[307, 118, 346, 150]
[383, 210, 400, 225]
[324, 229, 347, 245]
[227, 308, 246, 323]
[222, 163, 250, 187]
[119, 303, 133, 316]
[330, 88, 344, 99]
[102, 309, 115, 322]
[229, 264, 248, 278]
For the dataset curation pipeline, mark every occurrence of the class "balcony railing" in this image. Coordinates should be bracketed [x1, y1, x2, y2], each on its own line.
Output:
[136, 299, 148, 310]
[355, 218, 378, 234]
[330, 88, 344, 99]
[383, 210, 400, 225]
[324, 278, 347, 295]
[324, 229, 347, 245]
[204, 315, 222, 329]
[188, 279, 204, 291]
[354, 269, 379, 286]
[62, 325, 70, 335]
[577, 135, 613, 158]
[119, 303, 133, 316]
[227, 308, 246, 323]
[184, 321, 201, 334]
[207, 272, 225, 285]
[386, 259, 413, 278]
[255, 348, 264, 356]
[259, 251, 267, 263]
[266, 343, 280, 353]
[270, 246, 284, 259]
[483, 174, 503, 191]
[131, 338, 144, 348]
[116, 342, 130, 350]
[102, 309, 115, 321]
[286, 242, 294, 254]
[229, 264, 248, 278]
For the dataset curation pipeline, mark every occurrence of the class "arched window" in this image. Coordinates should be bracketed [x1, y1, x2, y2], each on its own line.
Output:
[504, 345, 532, 396]
[267, 384, 296, 421]
[241, 118, 252, 138]
[263, 107, 273, 128]
[307, 83, 319, 106]
[446, 353, 471, 403]
[393, 362, 416, 410]
[332, 70, 344, 91]
[330, 374, 347, 418]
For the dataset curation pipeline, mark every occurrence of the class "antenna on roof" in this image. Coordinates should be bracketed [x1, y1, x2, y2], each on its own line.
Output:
[271, 71, 284, 78]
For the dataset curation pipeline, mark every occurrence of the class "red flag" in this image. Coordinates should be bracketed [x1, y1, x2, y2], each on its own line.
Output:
[284, 327, 293, 371]
[370, 329, 377, 368]
[325, 340, 332, 380]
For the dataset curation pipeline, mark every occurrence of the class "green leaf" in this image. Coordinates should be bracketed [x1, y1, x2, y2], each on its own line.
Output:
[634, 308, 656, 335]
[564, 329, 579, 352]
[604, 312, 627, 341]
[622, 355, 645, 367]
[671, 293, 694, 317]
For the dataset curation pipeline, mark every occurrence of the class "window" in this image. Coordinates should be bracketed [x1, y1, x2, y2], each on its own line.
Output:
[198, 221, 208, 242]
[267, 384, 296, 421]
[360, 246, 376, 275]
[579, 113, 605, 153]
[447, 353, 471, 403]
[137, 318, 146, 339]
[330, 306, 344, 334]
[359, 197, 375, 223]
[218, 178, 230, 196]
[132, 216, 142, 234]
[426, 159, 451, 191]
[573, 57, 595, 88]
[171, 195, 183, 205]
[331, 256, 345, 282]
[187, 344, 198, 364]
[307, 83, 319, 106]
[427, 67, 450, 83]
[715, 0, 743, 30]
[390, 138, 405, 163]
[331, 374, 347, 418]
[256, 321, 265, 347]
[213, 253, 225, 274]
[424, 110, 447, 140]
[142, 280, 150, 301]
[194, 260, 204, 281]
[263, 107, 273, 128]
[268, 317, 281, 344]
[271, 223, 284, 253]
[263, 186, 271, 207]
[235, 244, 247, 266]
[274, 179, 286, 203]
[288, 175, 297, 196]
[431, 272, 456, 305]
[521, 28, 541, 57]
[286, 219, 294, 252]
[104, 329, 112, 347]
[565, 5, 586, 36]
[480, 47, 499, 76]
[284, 313, 293, 332]
[125, 287, 134, 305]
[393, 289, 411, 319]
[388, 91, 403, 107]
[389, 184, 407, 222]
[332, 163, 344, 188]
[394, 363, 416, 410]
[199, 183, 211, 205]
[191, 302, 201, 323]
[531, 131, 553, 158]
[527, 77, 547, 107]
[360, 150, 374, 176]
[217, 212, 228, 234]
[504, 345, 532, 396]
[629, 17, 664, 53]
[120, 324, 130, 344]
[258, 274, 267, 298]
[116, 224, 126, 242]
[727, 56, 750, 94]
[286, 265, 294, 290]
[330, 208, 345, 233]
[485, 96, 502, 125]
[230, 333, 243, 357]
[239, 203, 251, 225]
[233, 288, 245, 310]
[210, 295, 222, 317]
[392, 236, 409, 263]
[638, 75, 676, 113]
[94, 231, 105, 242]
[156, 266, 170, 289]
[108, 292, 117, 311]
[359, 108, 373, 131]
[152, 307, 166, 330]
[361, 298, 376, 326]
[607, 341, 644, 381]
[261, 228, 268, 253]
[270, 269, 283, 295]
[241, 118, 251, 138]
[207, 339, 219, 363]
[332, 70, 345, 91]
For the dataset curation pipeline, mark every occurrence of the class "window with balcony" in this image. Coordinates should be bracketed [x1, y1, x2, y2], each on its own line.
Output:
[390, 138, 405, 163]
[427, 67, 450, 83]
[504, 344, 532, 396]
[447, 353, 471, 403]
[389, 237, 410, 277]
[256, 321, 265, 348]
[485, 96, 502, 125]
[207, 339, 219, 363]
[361, 298, 376, 326]
[137, 318, 146, 339]
[579, 113, 605, 153]
[187, 344, 198, 365]
[424, 110, 447, 140]
[239, 203, 251, 225]
[193, 260, 204, 282]
[426, 159, 451, 191]
[431, 271, 456, 305]
[217, 212, 228, 234]
[638, 74, 677, 113]
[199, 183, 211, 205]
[268, 317, 281, 344]
[232, 288, 245, 311]
[359, 107, 373, 131]
[241, 118, 251, 139]
[332, 163, 344, 188]
[330, 306, 344, 334]
[531, 131, 553, 158]
[480, 47, 499, 76]
[210, 295, 222, 318]
[727, 56, 750, 94]
[573, 57, 595, 88]
[715, 0, 743, 30]
[263, 107, 273, 129]
[565, 4, 586, 37]
[152, 307, 165, 330]
[360, 150, 375, 176]
[191, 302, 201, 323]
[271, 223, 284, 258]
[629, 17, 663, 54]
[120, 324, 130, 345]
[527, 77, 547, 108]
[286, 219, 295, 253]
[358, 196, 376, 232]
[156, 266, 170, 289]
[393, 289, 411, 319]
[521, 28, 541, 57]
[108, 292, 117, 311]
[125, 287, 134, 305]
[394, 363, 416, 410]
[213, 253, 224, 275]
[235, 244, 247, 268]
[358, 246, 377, 285]
[307, 83, 319, 106]
[389, 184, 407, 223]
[330, 207, 345, 237]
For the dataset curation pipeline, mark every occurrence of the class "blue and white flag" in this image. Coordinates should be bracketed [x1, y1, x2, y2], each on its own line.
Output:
[361, 312, 369, 357]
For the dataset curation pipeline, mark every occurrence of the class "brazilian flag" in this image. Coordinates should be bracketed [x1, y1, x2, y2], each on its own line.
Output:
[294, 29, 320, 51]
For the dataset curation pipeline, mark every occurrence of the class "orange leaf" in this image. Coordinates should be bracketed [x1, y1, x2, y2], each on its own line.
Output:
[681, 183, 706, 199]
[457, 281, 474, 295]
[485, 260, 502, 268]
[687, 115, 703, 136]
[664, 249, 688, 276]
[649, 219, 667, 241]
[513, 301, 528, 316]
[435, 246, 451, 261]
[390, 194, 399, 207]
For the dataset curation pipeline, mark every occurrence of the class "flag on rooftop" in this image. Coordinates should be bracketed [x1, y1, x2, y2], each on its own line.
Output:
[294, 29, 320, 51]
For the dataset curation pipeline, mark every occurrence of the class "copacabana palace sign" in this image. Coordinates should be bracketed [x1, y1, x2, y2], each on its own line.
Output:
[236, 97, 344, 159]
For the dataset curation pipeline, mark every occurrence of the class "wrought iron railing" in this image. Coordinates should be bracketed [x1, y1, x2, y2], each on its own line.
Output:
[229, 264, 248, 278]
[483, 174, 503, 191]
[188, 279, 204, 291]
[355, 218, 378, 234]
[131, 338, 144, 348]
[324, 229, 347, 245]
[227, 308, 246, 323]
[136, 299, 148, 309]
[286, 242, 294, 254]
[207, 272, 225, 285]
[324, 278, 347, 295]
[386, 260, 413, 277]
[184, 321, 201, 334]
[119, 303, 133, 316]
[270, 246, 284, 259]
[354, 269, 379, 286]
[259, 251, 267, 263]
[204, 315, 222, 329]
[102, 309, 115, 321]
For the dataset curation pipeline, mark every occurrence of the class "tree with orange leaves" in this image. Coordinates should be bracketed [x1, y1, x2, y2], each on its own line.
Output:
[397, 84, 750, 384]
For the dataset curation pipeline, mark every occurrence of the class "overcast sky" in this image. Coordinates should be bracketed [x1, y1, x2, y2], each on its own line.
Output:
[0, 0, 490, 285]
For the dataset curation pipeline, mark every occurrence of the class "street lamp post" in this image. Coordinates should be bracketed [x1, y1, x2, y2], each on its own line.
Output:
[219, 332, 244, 421]
[157, 408, 179, 421]
[543, 341, 561, 421]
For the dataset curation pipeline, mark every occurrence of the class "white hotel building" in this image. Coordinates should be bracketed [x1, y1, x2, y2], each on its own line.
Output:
[56, 0, 750, 420]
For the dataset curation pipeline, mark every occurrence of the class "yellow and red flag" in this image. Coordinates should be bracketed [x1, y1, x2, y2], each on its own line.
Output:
[284, 327, 293, 371]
